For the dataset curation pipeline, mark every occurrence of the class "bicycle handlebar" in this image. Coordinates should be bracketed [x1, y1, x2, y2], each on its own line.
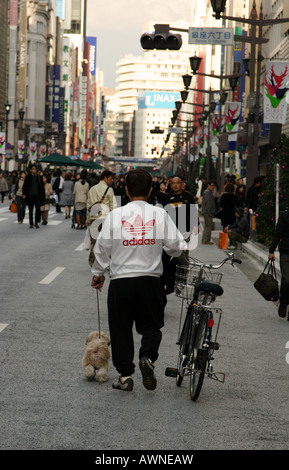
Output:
[188, 252, 242, 270]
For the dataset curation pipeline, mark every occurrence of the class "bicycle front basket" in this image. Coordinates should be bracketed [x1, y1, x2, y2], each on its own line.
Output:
[174, 265, 223, 300]
[174, 265, 204, 300]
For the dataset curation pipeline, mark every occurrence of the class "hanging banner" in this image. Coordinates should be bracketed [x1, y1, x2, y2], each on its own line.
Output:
[29, 142, 37, 159]
[224, 102, 241, 138]
[39, 145, 46, 158]
[18, 140, 25, 159]
[197, 128, 204, 148]
[264, 61, 289, 124]
[0, 133, 6, 154]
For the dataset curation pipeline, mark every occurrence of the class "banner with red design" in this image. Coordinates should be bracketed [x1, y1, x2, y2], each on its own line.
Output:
[264, 61, 289, 124]
[224, 102, 241, 140]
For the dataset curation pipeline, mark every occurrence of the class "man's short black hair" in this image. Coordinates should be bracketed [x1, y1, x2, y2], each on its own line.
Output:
[126, 169, 152, 197]
[100, 170, 114, 180]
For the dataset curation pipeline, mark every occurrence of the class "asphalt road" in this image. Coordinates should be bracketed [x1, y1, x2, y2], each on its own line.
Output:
[1, 200, 289, 453]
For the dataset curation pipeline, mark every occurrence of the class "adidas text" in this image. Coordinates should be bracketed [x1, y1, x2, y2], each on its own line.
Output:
[123, 237, 156, 246]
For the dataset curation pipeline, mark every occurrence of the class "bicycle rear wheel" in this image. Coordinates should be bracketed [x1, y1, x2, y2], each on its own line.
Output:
[176, 307, 193, 387]
[190, 311, 209, 401]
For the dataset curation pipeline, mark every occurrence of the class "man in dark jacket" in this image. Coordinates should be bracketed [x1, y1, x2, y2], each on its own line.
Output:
[245, 176, 262, 213]
[269, 210, 289, 318]
[22, 164, 45, 228]
[224, 207, 250, 249]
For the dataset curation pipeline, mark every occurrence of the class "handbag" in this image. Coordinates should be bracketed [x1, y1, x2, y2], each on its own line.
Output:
[45, 197, 56, 204]
[254, 259, 279, 301]
[9, 201, 17, 213]
[218, 231, 228, 249]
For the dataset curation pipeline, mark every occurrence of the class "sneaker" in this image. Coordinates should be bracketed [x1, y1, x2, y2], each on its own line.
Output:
[202, 242, 214, 245]
[112, 376, 134, 391]
[34, 224, 39, 228]
[278, 303, 287, 318]
[227, 245, 236, 250]
[139, 357, 157, 390]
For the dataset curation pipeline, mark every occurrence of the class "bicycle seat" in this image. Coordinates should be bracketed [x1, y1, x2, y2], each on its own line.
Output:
[195, 280, 224, 297]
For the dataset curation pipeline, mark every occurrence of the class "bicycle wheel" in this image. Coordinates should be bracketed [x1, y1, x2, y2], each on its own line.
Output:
[176, 307, 193, 387]
[190, 311, 209, 401]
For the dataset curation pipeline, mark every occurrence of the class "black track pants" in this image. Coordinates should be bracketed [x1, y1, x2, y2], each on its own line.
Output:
[107, 276, 164, 377]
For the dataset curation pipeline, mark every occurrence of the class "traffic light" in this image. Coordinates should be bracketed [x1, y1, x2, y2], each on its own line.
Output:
[150, 127, 164, 134]
[140, 24, 182, 50]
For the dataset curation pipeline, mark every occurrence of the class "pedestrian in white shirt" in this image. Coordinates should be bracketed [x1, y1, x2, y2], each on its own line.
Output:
[91, 169, 187, 392]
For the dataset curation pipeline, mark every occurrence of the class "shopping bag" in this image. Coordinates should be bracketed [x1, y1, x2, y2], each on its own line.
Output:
[254, 259, 279, 301]
[9, 201, 17, 213]
[218, 231, 228, 249]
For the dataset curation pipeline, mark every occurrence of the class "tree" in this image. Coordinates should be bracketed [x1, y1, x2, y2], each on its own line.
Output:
[256, 134, 289, 245]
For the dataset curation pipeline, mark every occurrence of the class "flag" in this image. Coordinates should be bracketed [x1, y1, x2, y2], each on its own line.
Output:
[264, 61, 289, 124]
[18, 140, 25, 159]
[29, 142, 37, 159]
[224, 102, 241, 140]
[0, 132, 6, 154]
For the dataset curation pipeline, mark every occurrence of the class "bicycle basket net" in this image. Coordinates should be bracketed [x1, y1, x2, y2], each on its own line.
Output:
[174, 265, 222, 300]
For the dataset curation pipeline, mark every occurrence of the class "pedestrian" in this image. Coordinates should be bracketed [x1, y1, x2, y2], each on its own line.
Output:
[73, 169, 89, 229]
[60, 172, 74, 219]
[224, 207, 250, 249]
[269, 210, 289, 318]
[245, 176, 262, 214]
[40, 174, 53, 225]
[201, 180, 216, 245]
[0, 171, 8, 203]
[14, 170, 26, 223]
[5, 172, 13, 199]
[52, 169, 65, 213]
[169, 176, 196, 236]
[154, 181, 170, 207]
[219, 183, 238, 230]
[86, 170, 117, 266]
[235, 177, 246, 208]
[91, 169, 187, 392]
[22, 163, 45, 228]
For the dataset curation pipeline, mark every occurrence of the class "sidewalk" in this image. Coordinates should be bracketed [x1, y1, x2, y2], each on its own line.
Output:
[210, 216, 281, 280]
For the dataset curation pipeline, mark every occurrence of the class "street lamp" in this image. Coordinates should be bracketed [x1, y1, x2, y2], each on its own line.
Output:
[209, 0, 289, 192]
[210, 0, 227, 19]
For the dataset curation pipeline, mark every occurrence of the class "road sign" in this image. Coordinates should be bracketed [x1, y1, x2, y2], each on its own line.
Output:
[168, 126, 183, 134]
[188, 27, 234, 45]
[30, 128, 44, 135]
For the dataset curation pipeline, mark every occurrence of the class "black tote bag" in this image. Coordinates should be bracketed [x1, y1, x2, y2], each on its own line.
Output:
[254, 259, 279, 301]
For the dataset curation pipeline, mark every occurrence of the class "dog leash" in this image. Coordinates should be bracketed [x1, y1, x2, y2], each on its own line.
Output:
[96, 290, 101, 339]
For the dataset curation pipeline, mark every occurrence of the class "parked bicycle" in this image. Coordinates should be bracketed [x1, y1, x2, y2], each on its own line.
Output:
[165, 253, 242, 401]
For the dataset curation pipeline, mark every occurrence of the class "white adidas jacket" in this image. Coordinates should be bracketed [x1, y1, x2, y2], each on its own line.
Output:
[91, 200, 187, 280]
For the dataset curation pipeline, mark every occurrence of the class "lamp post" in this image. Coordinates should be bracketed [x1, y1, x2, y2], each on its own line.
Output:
[209, 0, 289, 192]
[184, 57, 241, 185]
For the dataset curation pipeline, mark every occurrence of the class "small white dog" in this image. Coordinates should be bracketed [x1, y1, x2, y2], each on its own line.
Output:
[82, 331, 111, 382]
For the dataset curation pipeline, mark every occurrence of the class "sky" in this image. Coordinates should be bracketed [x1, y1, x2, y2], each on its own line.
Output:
[86, 0, 193, 88]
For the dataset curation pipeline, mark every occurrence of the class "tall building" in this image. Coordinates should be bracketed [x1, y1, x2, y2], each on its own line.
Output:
[115, 28, 193, 159]
[0, 0, 8, 121]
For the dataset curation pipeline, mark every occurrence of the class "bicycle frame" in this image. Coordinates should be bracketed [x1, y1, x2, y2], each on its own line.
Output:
[166, 253, 241, 400]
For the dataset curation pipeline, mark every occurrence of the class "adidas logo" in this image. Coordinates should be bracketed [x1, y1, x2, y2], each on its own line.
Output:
[122, 215, 156, 246]
[122, 214, 155, 236]
[123, 237, 156, 246]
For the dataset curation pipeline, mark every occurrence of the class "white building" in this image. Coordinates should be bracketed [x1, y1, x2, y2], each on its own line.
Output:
[115, 22, 194, 159]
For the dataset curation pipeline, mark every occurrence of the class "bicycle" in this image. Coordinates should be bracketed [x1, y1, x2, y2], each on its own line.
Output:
[165, 252, 242, 401]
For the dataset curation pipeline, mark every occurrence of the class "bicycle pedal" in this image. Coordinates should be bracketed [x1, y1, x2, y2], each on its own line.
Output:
[209, 341, 220, 350]
[165, 367, 178, 377]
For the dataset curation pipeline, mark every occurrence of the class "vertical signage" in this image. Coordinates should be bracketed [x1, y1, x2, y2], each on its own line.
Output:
[86, 36, 97, 76]
[19, 0, 27, 103]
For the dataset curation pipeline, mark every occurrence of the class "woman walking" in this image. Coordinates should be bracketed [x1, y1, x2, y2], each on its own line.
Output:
[40, 174, 53, 225]
[15, 171, 26, 223]
[73, 170, 89, 229]
[60, 172, 74, 219]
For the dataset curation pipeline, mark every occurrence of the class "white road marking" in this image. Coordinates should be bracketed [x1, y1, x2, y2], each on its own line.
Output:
[0, 324, 9, 333]
[75, 242, 84, 251]
[39, 267, 65, 284]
